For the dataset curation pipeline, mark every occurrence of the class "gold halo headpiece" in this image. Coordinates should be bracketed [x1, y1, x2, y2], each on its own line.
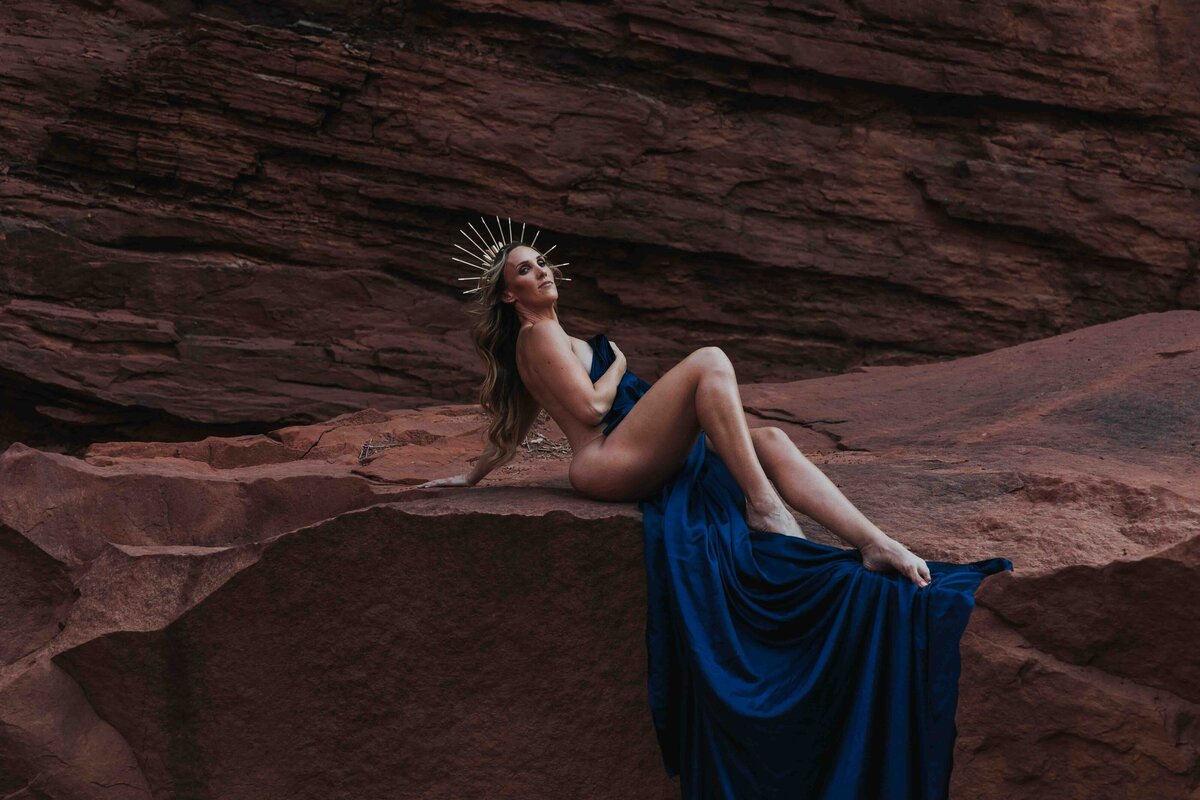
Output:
[453, 215, 571, 295]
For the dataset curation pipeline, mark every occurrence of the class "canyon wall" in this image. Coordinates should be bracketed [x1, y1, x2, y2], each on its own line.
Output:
[2, 0, 1197, 451]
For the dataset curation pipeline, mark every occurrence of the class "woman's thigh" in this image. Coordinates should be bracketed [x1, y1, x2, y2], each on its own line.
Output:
[569, 347, 725, 501]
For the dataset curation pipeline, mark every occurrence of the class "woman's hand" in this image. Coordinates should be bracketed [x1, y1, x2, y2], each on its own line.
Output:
[610, 341, 628, 375]
[412, 473, 476, 489]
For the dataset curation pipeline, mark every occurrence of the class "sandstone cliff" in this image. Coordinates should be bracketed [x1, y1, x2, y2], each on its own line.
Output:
[2, 0, 1198, 452]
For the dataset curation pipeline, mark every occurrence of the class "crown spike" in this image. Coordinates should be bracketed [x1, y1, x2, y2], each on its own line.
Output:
[451, 256, 490, 271]
[480, 216, 500, 251]
[473, 219, 497, 259]
[530, 229, 540, 248]
[454, 242, 490, 262]
[459, 228, 490, 259]
[466, 222, 493, 259]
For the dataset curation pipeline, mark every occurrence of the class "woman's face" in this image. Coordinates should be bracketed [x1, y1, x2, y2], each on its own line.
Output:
[501, 245, 557, 306]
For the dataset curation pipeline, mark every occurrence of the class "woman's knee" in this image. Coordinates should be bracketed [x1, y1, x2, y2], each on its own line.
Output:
[752, 426, 799, 463]
[751, 425, 790, 447]
[689, 345, 735, 377]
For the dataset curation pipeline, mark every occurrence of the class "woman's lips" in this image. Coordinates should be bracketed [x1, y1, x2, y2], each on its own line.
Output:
[539, 281, 553, 288]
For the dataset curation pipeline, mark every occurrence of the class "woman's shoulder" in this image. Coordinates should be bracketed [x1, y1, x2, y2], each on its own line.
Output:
[515, 322, 568, 371]
[517, 320, 571, 351]
[519, 318, 562, 336]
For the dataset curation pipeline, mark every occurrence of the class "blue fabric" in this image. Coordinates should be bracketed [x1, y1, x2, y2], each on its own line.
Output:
[586, 333, 1014, 800]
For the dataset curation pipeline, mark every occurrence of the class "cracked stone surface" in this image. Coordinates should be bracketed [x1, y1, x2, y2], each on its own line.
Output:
[2, 0, 1199, 453]
[0, 310, 1196, 798]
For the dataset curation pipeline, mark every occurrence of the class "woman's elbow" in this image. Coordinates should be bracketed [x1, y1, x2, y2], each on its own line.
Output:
[587, 402, 607, 427]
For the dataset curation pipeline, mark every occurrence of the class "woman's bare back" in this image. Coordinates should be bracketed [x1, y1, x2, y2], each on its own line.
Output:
[514, 321, 608, 453]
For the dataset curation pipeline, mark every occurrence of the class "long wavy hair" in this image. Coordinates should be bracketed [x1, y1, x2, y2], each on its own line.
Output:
[468, 241, 565, 461]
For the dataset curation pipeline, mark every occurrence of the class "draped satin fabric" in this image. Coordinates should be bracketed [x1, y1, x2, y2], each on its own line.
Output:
[586, 333, 1014, 800]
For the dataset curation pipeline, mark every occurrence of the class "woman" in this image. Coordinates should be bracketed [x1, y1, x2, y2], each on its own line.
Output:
[417, 225, 930, 588]
[416, 218, 1012, 799]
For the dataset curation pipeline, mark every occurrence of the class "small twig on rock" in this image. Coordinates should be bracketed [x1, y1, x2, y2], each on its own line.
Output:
[521, 432, 572, 457]
[358, 432, 404, 463]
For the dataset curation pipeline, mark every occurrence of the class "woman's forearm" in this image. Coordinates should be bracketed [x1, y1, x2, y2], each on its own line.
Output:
[591, 361, 625, 422]
[465, 444, 512, 485]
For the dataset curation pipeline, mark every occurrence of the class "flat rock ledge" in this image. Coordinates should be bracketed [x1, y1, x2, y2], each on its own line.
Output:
[1, 311, 1197, 799]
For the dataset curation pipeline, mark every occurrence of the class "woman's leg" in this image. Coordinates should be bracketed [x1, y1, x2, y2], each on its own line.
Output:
[571, 347, 802, 537]
[750, 426, 932, 586]
[749, 426, 884, 548]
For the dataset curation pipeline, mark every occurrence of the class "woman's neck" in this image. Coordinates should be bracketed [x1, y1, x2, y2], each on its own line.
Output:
[515, 303, 559, 327]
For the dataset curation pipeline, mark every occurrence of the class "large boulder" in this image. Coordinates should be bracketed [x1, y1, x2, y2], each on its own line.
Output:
[1, 310, 1195, 798]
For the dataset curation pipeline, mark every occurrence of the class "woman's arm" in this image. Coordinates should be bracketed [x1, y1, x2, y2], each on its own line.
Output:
[591, 340, 627, 420]
[464, 442, 512, 486]
[463, 401, 541, 484]
[525, 323, 626, 425]
[414, 402, 542, 488]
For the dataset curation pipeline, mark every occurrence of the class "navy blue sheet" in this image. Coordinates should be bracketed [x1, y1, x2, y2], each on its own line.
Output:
[587, 332, 1013, 799]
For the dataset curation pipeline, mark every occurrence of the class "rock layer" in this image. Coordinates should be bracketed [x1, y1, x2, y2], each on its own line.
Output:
[0, 310, 1196, 798]
[2, 0, 1198, 450]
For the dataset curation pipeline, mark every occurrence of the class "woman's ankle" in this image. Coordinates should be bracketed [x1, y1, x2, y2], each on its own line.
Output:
[746, 490, 786, 514]
[851, 526, 892, 551]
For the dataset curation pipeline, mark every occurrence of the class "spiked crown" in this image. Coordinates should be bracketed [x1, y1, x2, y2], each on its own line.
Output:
[453, 215, 571, 295]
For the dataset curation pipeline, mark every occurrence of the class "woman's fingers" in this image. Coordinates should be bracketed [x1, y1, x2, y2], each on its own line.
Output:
[414, 475, 471, 489]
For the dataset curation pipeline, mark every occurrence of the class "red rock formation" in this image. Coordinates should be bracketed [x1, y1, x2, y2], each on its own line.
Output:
[0, 310, 1195, 798]
[2, 1, 1198, 451]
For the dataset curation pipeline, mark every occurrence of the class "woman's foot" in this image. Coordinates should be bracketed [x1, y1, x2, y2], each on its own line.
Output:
[859, 536, 931, 587]
[746, 494, 806, 539]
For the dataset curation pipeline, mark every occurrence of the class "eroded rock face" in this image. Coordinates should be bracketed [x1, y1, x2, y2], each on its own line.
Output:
[2, 0, 1198, 451]
[54, 508, 661, 800]
[954, 536, 1200, 799]
[0, 311, 1195, 798]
